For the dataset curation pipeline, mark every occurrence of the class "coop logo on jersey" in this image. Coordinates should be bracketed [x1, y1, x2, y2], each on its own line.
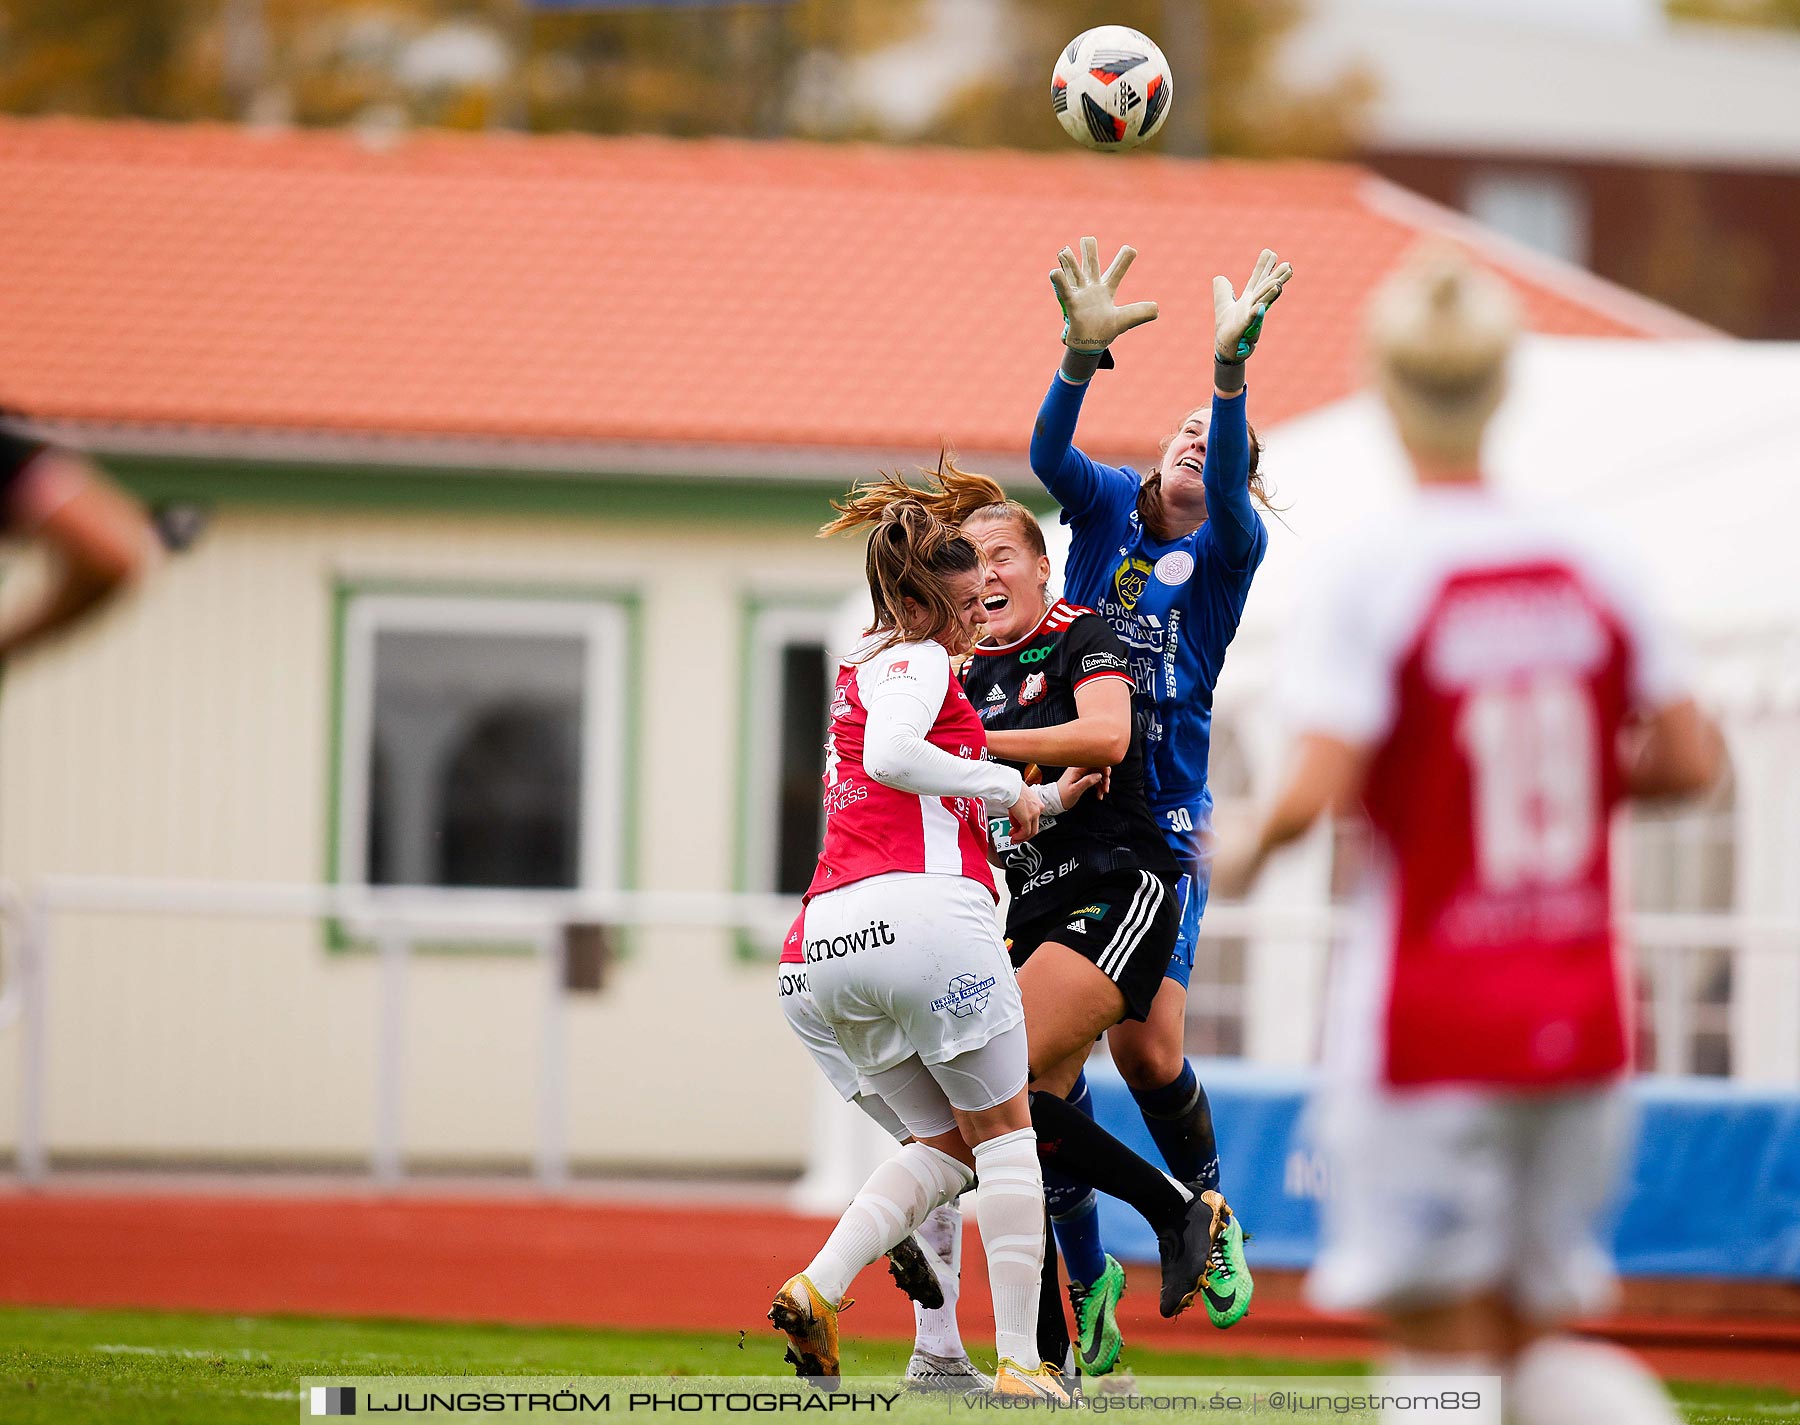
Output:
[1019, 644, 1052, 664]
[310, 1387, 356, 1416]
[1112, 556, 1154, 611]
[1019, 671, 1047, 705]
[931, 972, 996, 1018]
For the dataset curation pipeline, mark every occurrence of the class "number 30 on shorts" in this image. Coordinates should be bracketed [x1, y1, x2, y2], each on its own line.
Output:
[1165, 807, 1194, 834]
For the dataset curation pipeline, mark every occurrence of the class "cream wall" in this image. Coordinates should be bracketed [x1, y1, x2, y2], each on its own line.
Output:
[0, 501, 864, 1172]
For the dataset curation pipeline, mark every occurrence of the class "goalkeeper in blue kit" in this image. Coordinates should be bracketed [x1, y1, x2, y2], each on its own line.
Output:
[1026, 239, 1293, 1356]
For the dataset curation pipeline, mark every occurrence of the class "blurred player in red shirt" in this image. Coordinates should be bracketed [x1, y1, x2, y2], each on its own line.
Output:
[1219, 250, 1720, 1425]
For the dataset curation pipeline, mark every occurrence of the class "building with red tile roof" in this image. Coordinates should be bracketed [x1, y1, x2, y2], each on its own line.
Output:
[3, 118, 1781, 1187]
[0, 116, 1708, 478]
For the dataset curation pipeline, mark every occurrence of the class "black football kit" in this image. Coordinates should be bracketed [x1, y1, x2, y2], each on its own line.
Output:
[963, 598, 1179, 1020]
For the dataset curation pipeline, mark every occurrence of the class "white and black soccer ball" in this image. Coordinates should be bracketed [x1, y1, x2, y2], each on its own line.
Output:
[1051, 26, 1173, 152]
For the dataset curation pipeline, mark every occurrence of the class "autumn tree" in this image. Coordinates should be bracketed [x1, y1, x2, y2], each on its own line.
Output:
[920, 0, 1372, 158]
[0, 0, 223, 119]
[0, 0, 1362, 159]
[1665, 0, 1800, 29]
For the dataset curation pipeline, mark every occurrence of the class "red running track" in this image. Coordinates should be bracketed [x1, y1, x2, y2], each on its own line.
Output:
[1, 1192, 1796, 1391]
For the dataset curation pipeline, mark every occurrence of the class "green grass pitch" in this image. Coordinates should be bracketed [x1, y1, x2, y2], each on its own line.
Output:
[1, 1307, 1793, 1424]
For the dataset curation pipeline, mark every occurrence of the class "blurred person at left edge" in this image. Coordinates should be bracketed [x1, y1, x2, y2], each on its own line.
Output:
[0, 412, 156, 681]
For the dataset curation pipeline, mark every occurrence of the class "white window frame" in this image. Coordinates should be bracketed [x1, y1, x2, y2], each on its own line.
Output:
[740, 603, 836, 942]
[1629, 785, 1738, 1077]
[335, 592, 628, 922]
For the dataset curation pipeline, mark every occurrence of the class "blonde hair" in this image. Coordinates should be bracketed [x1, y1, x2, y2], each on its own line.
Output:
[962, 499, 1048, 559]
[821, 449, 1005, 654]
[1368, 246, 1519, 460]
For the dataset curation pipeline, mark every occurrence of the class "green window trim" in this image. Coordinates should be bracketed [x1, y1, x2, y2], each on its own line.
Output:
[107, 454, 932, 524]
[731, 591, 842, 963]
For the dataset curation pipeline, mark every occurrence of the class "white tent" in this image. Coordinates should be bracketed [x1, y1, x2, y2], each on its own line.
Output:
[1228, 337, 1800, 705]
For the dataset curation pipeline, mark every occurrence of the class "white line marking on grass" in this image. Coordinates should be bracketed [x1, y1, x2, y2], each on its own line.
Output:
[93, 1344, 272, 1360]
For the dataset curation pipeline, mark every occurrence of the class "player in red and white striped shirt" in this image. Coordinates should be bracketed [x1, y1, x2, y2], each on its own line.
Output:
[1221, 251, 1720, 1425]
[769, 463, 1070, 1403]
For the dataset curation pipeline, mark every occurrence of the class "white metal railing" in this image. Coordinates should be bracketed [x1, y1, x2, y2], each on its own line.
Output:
[1, 875, 1796, 1186]
[0, 877, 804, 1186]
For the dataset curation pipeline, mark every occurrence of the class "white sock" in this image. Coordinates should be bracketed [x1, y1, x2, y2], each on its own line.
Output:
[1385, 1351, 1503, 1424]
[973, 1127, 1045, 1369]
[1509, 1337, 1680, 1425]
[805, 1142, 972, 1305]
[911, 1200, 966, 1359]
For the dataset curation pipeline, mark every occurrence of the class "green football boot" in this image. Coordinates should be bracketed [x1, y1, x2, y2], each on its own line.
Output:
[1198, 1191, 1253, 1329]
[1066, 1254, 1126, 1375]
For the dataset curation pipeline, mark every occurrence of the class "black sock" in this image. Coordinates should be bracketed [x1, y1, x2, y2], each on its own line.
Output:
[1129, 1060, 1221, 1193]
[1034, 1208, 1071, 1373]
[1029, 1090, 1188, 1233]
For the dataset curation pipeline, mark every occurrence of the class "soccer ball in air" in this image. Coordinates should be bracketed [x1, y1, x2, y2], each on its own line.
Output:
[1051, 26, 1173, 152]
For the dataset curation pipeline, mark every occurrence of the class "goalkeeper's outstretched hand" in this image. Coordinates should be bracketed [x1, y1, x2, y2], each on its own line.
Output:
[1050, 237, 1160, 354]
[1214, 249, 1294, 365]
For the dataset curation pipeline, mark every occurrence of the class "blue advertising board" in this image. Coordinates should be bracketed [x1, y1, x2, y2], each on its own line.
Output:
[1086, 1059, 1800, 1281]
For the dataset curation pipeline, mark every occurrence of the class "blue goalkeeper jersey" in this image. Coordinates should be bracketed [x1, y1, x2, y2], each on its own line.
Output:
[1029, 374, 1267, 813]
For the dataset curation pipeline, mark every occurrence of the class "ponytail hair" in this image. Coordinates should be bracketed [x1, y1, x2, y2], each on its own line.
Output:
[821, 448, 1005, 654]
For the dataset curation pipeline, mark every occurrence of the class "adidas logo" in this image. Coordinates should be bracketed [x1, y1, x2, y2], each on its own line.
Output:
[986, 686, 1005, 702]
[1066, 921, 1087, 935]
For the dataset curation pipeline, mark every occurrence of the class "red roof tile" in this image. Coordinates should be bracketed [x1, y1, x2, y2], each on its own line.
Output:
[0, 117, 1707, 470]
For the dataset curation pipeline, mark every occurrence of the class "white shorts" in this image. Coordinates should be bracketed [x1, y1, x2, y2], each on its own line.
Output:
[1307, 1083, 1630, 1321]
[775, 961, 908, 1141]
[803, 871, 1027, 1102]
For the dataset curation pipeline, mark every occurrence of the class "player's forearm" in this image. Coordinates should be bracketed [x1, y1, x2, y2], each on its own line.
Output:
[1625, 700, 1723, 800]
[985, 717, 1129, 770]
[1201, 388, 1257, 562]
[1030, 372, 1092, 490]
[1255, 782, 1325, 860]
[865, 717, 1024, 805]
[1254, 735, 1367, 859]
[0, 565, 121, 661]
[0, 453, 152, 661]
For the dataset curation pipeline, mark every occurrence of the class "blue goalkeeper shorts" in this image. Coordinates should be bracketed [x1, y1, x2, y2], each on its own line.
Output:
[1154, 795, 1213, 990]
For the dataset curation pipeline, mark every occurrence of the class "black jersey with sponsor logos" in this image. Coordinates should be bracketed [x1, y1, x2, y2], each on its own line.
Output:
[962, 599, 1178, 918]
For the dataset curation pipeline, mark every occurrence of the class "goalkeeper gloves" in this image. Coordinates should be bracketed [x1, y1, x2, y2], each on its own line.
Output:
[1050, 237, 1160, 354]
[1214, 248, 1294, 364]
